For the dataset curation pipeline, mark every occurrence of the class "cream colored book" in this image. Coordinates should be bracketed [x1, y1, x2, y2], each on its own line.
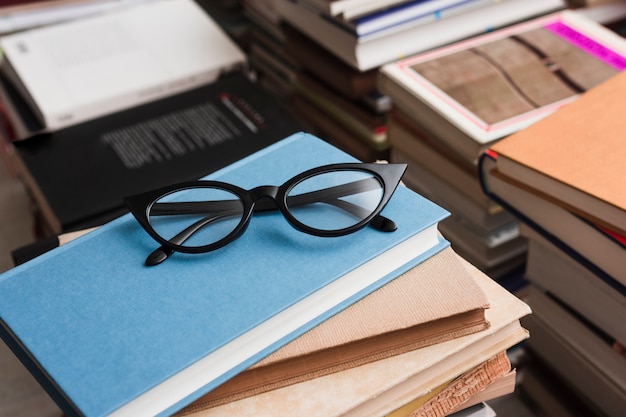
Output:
[174, 256, 531, 417]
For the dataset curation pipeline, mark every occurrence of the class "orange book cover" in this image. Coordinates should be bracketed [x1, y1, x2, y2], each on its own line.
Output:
[491, 70, 626, 235]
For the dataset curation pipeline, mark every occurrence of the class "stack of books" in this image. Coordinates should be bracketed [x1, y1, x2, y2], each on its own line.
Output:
[0, 132, 531, 417]
[272, 0, 566, 72]
[479, 70, 626, 417]
[377, 9, 626, 279]
[240, 0, 391, 163]
[240, 0, 569, 167]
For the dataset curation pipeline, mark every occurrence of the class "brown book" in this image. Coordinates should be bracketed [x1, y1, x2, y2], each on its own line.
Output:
[173, 254, 530, 417]
[491, 70, 626, 236]
[178, 246, 489, 410]
[293, 71, 388, 151]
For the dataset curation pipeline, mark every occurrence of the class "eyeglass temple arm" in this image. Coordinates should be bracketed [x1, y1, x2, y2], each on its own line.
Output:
[278, 178, 397, 232]
[145, 209, 240, 266]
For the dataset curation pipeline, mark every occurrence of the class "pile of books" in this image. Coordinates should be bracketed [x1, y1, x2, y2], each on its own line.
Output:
[239, 0, 570, 174]
[0, 3, 534, 416]
[240, 0, 391, 163]
[239, 0, 626, 284]
[479, 70, 626, 417]
[0, 132, 531, 417]
[377, 9, 626, 280]
[273, 0, 566, 72]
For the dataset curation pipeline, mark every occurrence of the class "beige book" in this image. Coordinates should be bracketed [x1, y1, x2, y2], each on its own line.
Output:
[182, 246, 489, 407]
[491, 70, 626, 236]
[174, 257, 530, 417]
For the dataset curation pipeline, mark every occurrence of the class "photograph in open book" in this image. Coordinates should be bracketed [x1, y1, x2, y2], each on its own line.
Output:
[409, 23, 617, 125]
[379, 10, 626, 148]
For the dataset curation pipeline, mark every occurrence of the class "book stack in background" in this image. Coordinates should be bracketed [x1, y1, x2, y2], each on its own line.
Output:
[169, 248, 531, 417]
[237, 0, 569, 166]
[377, 9, 626, 281]
[239, 0, 391, 163]
[0, 131, 532, 417]
[479, 69, 626, 417]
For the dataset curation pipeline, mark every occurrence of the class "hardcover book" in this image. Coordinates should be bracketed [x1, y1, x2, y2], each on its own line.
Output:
[523, 286, 626, 417]
[181, 246, 489, 407]
[479, 151, 626, 291]
[10, 71, 303, 234]
[173, 257, 531, 417]
[379, 10, 626, 164]
[0, 132, 449, 417]
[489, 70, 626, 236]
[0, 0, 246, 130]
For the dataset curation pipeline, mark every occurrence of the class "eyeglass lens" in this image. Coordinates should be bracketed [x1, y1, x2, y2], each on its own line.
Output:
[287, 170, 383, 230]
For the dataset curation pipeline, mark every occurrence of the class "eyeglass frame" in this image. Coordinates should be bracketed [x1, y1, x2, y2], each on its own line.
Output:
[124, 162, 407, 265]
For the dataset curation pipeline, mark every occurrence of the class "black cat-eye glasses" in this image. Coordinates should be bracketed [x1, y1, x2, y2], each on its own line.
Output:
[124, 162, 407, 266]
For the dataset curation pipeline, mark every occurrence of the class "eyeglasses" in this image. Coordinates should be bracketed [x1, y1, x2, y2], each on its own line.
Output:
[124, 162, 407, 266]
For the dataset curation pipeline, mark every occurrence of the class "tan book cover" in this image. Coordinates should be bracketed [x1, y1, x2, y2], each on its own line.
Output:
[491, 70, 626, 235]
[181, 246, 489, 408]
[174, 255, 530, 417]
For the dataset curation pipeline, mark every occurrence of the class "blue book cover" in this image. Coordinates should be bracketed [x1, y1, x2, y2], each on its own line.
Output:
[0, 132, 449, 417]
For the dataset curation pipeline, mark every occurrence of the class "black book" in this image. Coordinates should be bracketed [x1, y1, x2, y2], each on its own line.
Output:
[12, 72, 303, 234]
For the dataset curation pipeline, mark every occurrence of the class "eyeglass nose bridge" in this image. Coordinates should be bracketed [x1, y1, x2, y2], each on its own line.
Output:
[248, 185, 282, 212]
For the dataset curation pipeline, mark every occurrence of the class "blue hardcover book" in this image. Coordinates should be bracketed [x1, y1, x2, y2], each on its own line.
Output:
[0, 132, 449, 417]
